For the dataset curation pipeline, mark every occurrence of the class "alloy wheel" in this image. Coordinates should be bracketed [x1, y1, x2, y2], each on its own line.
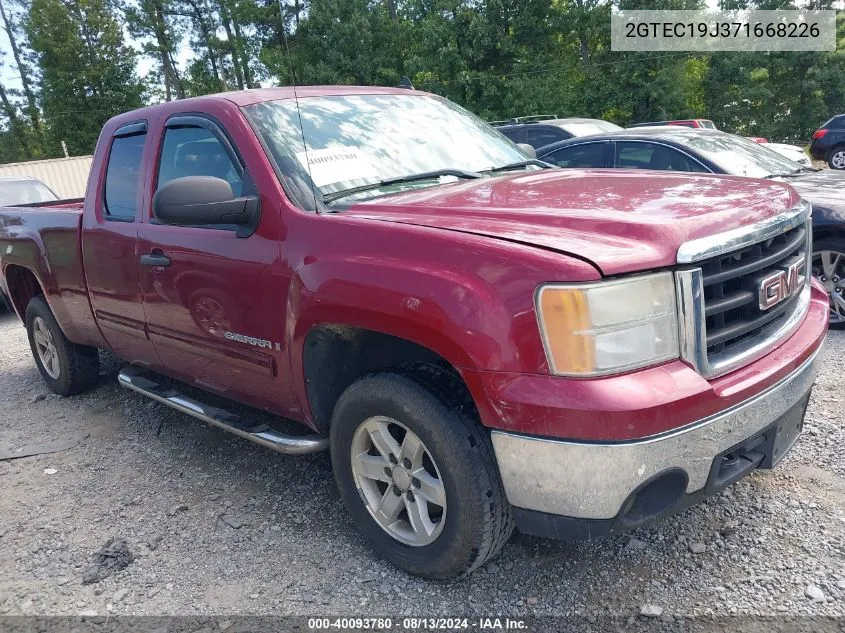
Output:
[812, 250, 845, 323]
[831, 151, 845, 169]
[32, 316, 60, 379]
[350, 416, 447, 547]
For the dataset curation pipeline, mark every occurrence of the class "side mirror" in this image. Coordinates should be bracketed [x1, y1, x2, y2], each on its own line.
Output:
[152, 176, 259, 227]
[517, 143, 537, 159]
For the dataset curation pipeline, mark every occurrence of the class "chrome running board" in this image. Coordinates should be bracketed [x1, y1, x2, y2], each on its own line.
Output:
[117, 365, 328, 455]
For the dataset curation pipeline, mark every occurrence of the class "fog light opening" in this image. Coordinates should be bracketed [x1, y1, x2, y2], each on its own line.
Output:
[619, 469, 688, 528]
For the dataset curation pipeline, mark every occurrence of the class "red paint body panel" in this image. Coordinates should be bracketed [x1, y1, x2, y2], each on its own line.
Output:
[0, 206, 107, 349]
[461, 279, 829, 441]
[0, 87, 827, 442]
[342, 169, 799, 276]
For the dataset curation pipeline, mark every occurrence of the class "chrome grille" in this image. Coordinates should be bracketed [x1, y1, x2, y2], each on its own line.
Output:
[701, 223, 807, 356]
[675, 202, 812, 379]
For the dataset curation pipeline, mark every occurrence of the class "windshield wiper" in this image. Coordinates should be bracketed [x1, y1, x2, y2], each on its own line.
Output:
[322, 169, 482, 204]
[484, 159, 551, 173]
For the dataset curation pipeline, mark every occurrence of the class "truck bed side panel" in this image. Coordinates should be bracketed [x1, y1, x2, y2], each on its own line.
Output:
[0, 206, 107, 349]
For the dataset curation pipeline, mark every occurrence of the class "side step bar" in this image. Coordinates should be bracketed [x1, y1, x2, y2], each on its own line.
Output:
[117, 365, 329, 455]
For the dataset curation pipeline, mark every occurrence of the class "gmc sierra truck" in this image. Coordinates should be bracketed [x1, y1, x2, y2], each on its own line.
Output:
[0, 87, 828, 579]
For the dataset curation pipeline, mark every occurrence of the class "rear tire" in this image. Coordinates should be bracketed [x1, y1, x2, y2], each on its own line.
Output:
[826, 147, 845, 170]
[330, 364, 513, 579]
[25, 296, 100, 396]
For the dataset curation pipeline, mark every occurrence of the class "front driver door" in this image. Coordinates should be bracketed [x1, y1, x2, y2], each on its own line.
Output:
[137, 114, 293, 415]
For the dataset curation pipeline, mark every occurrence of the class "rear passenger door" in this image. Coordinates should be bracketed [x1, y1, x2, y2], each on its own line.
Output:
[540, 142, 611, 168]
[82, 121, 161, 367]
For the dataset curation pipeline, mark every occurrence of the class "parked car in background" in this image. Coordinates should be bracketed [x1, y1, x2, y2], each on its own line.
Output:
[0, 87, 829, 579]
[0, 155, 93, 199]
[810, 115, 845, 169]
[0, 175, 59, 206]
[537, 127, 845, 326]
[629, 119, 716, 129]
[747, 137, 812, 167]
[765, 144, 812, 167]
[491, 115, 622, 149]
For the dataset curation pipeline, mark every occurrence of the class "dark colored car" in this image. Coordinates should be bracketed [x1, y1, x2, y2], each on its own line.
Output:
[629, 119, 717, 129]
[491, 115, 622, 149]
[810, 115, 845, 169]
[537, 127, 845, 327]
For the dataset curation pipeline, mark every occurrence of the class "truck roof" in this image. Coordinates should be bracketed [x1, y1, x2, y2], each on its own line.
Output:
[111, 86, 425, 123]
[218, 85, 423, 106]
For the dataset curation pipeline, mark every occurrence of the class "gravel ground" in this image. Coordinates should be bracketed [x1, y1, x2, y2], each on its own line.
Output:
[0, 310, 844, 622]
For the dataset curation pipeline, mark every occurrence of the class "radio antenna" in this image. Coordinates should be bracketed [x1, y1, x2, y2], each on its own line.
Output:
[276, 0, 318, 211]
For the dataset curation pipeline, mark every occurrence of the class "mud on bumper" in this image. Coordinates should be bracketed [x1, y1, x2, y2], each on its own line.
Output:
[491, 344, 823, 540]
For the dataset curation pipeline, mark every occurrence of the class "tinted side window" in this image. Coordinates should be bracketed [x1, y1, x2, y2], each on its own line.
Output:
[104, 133, 146, 219]
[497, 126, 523, 143]
[524, 126, 568, 149]
[157, 126, 243, 197]
[830, 115, 845, 129]
[544, 143, 607, 168]
[617, 142, 707, 173]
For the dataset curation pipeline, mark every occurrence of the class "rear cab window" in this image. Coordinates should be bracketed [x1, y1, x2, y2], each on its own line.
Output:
[104, 126, 147, 221]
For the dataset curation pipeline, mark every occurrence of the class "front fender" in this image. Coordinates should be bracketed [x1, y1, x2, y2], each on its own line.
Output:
[290, 256, 512, 372]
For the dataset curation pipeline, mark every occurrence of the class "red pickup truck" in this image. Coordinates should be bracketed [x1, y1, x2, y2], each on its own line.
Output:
[0, 87, 828, 579]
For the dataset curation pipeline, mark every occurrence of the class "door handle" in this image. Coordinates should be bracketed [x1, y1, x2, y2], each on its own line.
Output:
[140, 253, 172, 268]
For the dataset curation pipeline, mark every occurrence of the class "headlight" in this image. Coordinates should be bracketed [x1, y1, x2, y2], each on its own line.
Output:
[536, 272, 679, 376]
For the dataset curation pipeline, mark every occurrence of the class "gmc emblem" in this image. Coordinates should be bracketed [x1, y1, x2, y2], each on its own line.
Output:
[758, 258, 805, 310]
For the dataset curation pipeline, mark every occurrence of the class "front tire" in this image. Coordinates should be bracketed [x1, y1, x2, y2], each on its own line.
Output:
[25, 296, 100, 395]
[827, 147, 845, 170]
[330, 365, 513, 579]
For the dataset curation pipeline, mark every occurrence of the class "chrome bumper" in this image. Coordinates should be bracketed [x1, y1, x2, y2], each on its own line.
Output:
[491, 345, 822, 520]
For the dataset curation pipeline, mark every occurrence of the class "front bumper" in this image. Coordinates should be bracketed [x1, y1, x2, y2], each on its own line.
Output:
[491, 340, 822, 537]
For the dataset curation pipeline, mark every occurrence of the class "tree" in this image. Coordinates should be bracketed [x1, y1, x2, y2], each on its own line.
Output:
[125, 0, 186, 100]
[25, 0, 146, 155]
[174, 0, 228, 91]
[0, 0, 39, 129]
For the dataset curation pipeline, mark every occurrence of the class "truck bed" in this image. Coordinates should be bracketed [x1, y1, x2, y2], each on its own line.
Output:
[0, 201, 99, 346]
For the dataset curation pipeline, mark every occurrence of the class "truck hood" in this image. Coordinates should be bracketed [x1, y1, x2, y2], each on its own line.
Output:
[343, 169, 798, 276]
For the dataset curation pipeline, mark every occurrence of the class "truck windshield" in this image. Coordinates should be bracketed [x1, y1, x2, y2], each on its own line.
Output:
[245, 94, 530, 206]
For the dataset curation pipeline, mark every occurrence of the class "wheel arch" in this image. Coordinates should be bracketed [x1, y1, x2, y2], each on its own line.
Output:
[302, 324, 480, 433]
[4, 264, 45, 322]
